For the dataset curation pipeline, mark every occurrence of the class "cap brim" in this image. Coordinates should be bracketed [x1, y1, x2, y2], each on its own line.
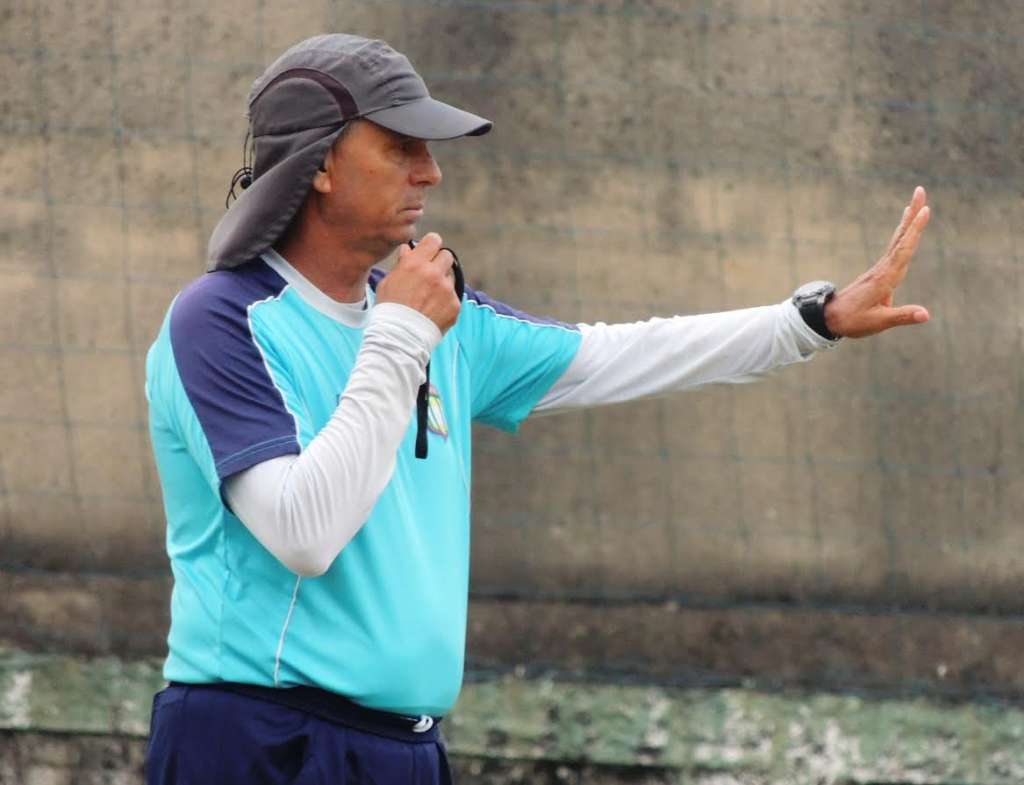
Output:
[364, 96, 492, 140]
[207, 126, 346, 271]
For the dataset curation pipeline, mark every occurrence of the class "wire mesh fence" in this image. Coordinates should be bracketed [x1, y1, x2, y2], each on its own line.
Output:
[3, 0, 1024, 695]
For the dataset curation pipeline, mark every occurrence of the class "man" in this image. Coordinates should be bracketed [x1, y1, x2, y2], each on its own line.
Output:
[144, 34, 930, 785]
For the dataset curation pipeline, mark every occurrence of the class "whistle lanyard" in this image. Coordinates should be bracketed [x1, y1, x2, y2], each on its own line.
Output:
[406, 240, 464, 460]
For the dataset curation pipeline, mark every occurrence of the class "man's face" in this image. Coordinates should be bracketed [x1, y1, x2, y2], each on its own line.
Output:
[314, 119, 443, 258]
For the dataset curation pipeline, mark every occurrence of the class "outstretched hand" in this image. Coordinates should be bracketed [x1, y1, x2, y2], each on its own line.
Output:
[824, 186, 931, 339]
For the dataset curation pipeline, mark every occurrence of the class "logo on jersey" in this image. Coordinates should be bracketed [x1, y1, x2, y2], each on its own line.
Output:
[337, 385, 448, 440]
[427, 383, 448, 439]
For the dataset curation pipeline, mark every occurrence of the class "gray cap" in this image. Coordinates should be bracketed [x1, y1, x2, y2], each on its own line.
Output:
[207, 34, 492, 270]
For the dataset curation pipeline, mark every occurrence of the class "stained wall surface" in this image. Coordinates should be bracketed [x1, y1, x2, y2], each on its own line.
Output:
[2, 1, 1024, 692]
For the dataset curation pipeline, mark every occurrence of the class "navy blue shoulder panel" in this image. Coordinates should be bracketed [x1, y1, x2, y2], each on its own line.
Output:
[368, 267, 386, 291]
[170, 259, 301, 481]
[463, 284, 579, 331]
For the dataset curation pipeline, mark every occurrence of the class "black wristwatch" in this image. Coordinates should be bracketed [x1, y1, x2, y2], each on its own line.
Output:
[792, 280, 841, 341]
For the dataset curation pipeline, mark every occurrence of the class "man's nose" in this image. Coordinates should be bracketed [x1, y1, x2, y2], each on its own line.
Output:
[414, 150, 442, 187]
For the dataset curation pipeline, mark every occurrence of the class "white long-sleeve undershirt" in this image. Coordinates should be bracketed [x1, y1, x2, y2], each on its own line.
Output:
[224, 298, 835, 577]
[534, 298, 831, 413]
[225, 301, 440, 577]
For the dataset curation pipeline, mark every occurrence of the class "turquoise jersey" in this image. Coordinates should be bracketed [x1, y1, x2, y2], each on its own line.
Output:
[145, 258, 580, 716]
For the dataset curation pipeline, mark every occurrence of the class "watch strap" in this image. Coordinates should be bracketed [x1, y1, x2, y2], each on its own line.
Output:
[795, 289, 840, 341]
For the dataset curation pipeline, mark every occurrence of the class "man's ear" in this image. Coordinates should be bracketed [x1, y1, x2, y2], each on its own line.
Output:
[312, 158, 331, 194]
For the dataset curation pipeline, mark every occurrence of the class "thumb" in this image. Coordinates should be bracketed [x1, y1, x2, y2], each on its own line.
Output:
[395, 240, 415, 265]
[884, 304, 930, 329]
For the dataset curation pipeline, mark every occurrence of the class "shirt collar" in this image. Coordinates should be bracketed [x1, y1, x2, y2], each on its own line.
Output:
[261, 248, 373, 328]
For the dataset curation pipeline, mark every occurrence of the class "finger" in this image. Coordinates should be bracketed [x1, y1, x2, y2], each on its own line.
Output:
[885, 187, 927, 256]
[885, 206, 913, 256]
[898, 204, 931, 255]
[431, 247, 455, 270]
[907, 185, 926, 215]
[912, 185, 927, 210]
[415, 232, 444, 257]
[887, 205, 931, 275]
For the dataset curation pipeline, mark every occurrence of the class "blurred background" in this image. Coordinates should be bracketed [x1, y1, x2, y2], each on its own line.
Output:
[3, 1, 1024, 783]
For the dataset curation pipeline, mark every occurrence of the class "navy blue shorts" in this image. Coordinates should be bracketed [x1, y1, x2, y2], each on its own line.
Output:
[145, 684, 454, 785]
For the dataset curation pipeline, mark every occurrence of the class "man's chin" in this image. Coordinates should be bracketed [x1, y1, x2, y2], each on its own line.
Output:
[393, 224, 418, 246]
[368, 228, 416, 260]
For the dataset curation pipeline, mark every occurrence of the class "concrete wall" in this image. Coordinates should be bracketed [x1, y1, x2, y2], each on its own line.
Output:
[3, 0, 1024, 698]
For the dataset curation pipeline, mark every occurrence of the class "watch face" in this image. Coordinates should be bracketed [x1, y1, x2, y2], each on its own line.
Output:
[794, 280, 835, 300]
